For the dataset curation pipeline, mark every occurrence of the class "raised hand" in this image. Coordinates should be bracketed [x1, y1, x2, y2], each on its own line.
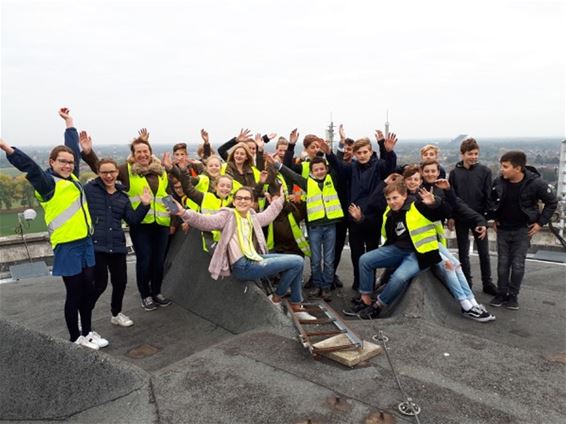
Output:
[201, 129, 209, 144]
[58, 107, 74, 128]
[140, 186, 153, 205]
[348, 203, 363, 222]
[79, 131, 93, 154]
[318, 139, 331, 155]
[375, 129, 384, 142]
[434, 178, 450, 190]
[289, 128, 299, 145]
[255, 133, 265, 151]
[418, 186, 435, 205]
[0, 138, 15, 155]
[339, 124, 346, 142]
[237, 128, 251, 142]
[267, 132, 277, 141]
[138, 128, 150, 141]
[384, 132, 397, 152]
[161, 152, 172, 170]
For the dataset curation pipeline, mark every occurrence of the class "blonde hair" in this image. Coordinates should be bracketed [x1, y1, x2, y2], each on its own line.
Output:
[420, 144, 439, 157]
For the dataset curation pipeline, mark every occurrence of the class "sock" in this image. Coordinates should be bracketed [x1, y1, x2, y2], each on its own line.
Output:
[469, 298, 479, 307]
[460, 299, 474, 311]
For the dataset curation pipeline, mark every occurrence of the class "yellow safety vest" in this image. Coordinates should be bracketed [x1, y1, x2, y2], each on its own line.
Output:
[200, 191, 232, 252]
[301, 161, 310, 179]
[381, 203, 439, 254]
[267, 213, 311, 257]
[127, 163, 171, 227]
[194, 175, 210, 193]
[36, 174, 92, 248]
[221, 163, 264, 209]
[306, 175, 344, 222]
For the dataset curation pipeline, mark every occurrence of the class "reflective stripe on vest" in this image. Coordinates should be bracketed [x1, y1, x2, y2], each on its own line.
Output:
[267, 213, 311, 257]
[37, 174, 92, 248]
[381, 203, 439, 254]
[127, 163, 171, 226]
[434, 221, 447, 247]
[306, 175, 344, 222]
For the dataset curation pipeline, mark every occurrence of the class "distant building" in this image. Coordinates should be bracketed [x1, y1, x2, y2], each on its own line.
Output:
[449, 134, 470, 146]
[558, 140, 566, 201]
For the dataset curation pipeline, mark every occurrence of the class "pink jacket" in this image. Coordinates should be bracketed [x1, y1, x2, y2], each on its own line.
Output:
[181, 196, 284, 280]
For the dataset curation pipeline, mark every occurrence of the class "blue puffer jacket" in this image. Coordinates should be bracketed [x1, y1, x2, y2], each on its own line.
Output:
[84, 178, 150, 254]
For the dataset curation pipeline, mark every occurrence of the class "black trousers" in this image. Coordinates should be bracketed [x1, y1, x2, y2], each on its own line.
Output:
[93, 252, 128, 316]
[63, 267, 95, 342]
[455, 220, 492, 286]
[348, 217, 381, 290]
[333, 219, 348, 273]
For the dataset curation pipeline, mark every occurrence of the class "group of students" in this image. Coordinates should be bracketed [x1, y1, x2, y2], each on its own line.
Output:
[0, 108, 558, 350]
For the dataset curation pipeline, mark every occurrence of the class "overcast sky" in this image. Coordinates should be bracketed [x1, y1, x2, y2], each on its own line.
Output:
[1, 0, 564, 146]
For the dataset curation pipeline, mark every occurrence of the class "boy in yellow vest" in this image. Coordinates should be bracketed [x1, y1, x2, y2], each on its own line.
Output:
[274, 156, 343, 300]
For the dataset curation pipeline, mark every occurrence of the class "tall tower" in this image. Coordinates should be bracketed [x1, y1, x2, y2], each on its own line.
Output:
[384, 110, 390, 139]
[326, 113, 335, 152]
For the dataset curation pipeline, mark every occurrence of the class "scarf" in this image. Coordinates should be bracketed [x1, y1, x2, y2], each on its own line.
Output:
[234, 210, 263, 261]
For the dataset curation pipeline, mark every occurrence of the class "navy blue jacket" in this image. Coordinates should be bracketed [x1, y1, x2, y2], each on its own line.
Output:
[84, 178, 150, 254]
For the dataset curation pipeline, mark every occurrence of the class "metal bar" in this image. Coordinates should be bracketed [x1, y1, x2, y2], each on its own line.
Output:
[305, 330, 345, 337]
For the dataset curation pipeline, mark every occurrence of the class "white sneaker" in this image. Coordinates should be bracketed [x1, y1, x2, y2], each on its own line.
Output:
[267, 294, 282, 307]
[74, 335, 99, 350]
[87, 331, 109, 348]
[111, 313, 134, 327]
[294, 311, 317, 321]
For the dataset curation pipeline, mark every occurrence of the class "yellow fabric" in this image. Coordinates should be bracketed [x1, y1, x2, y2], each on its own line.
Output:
[266, 212, 311, 257]
[200, 192, 232, 251]
[37, 174, 92, 248]
[127, 163, 171, 227]
[306, 175, 344, 222]
[234, 210, 263, 261]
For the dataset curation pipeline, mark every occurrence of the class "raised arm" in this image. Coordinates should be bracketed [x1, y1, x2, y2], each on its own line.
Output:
[274, 161, 308, 191]
[282, 129, 304, 174]
[59, 108, 81, 176]
[178, 207, 229, 231]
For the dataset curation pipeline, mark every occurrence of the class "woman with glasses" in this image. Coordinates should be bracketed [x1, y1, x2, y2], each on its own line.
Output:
[169, 186, 316, 321]
[0, 108, 102, 350]
[80, 134, 153, 331]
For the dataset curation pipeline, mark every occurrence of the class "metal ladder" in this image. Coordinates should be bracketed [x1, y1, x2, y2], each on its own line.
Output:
[284, 299, 364, 357]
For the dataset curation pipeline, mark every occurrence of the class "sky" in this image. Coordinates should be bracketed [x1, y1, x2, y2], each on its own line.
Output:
[0, 0, 564, 146]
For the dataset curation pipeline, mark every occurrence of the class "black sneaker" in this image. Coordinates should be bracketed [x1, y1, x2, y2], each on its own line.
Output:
[320, 288, 332, 302]
[358, 304, 382, 320]
[489, 294, 508, 307]
[343, 302, 371, 317]
[331, 275, 344, 289]
[308, 287, 321, 298]
[462, 305, 496, 322]
[482, 282, 498, 296]
[141, 296, 158, 311]
[503, 295, 519, 310]
[152, 294, 172, 307]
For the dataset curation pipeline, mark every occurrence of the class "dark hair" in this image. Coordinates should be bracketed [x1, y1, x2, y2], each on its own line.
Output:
[403, 164, 421, 179]
[173, 142, 188, 153]
[96, 158, 119, 171]
[384, 179, 407, 196]
[344, 137, 354, 146]
[309, 156, 327, 170]
[500, 150, 526, 170]
[235, 186, 255, 201]
[460, 138, 479, 154]
[130, 137, 152, 155]
[420, 160, 440, 172]
[49, 145, 74, 161]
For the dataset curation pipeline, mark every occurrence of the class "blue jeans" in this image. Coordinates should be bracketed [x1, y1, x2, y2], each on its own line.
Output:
[308, 224, 336, 289]
[231, 254, 305, 303]
[435, 244, 473, 301]
[496, 227, 530, 296]
[358, 245, 422, 306]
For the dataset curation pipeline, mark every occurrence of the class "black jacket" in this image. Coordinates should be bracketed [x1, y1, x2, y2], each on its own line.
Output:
[489, 167, 557, 227]
[84, 178, 150, 254]
[448, 161, 492, 215]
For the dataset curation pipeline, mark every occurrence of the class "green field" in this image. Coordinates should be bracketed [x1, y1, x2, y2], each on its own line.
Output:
[0, 209, 47, 237]
[0, 167, 24, 177]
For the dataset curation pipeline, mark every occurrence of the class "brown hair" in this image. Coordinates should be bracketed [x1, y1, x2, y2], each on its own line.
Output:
[303, 134, 320, 149]
[130, 137, 152, 155]
[227, 143, 254, 168]
[215, 174, 234, 186]
[173, 142, 188, 153]
[96, 158, 119, 172]
[420, 160, 440, 172]
[49, 145, 74, 161]
[234, 186, 255, 201]
[309, 156, 327, 170]
[352, 138, 372, 153]
[276, 137, 289, 148]
[460, 138, 479, 154]
[500, 151, 526, 170]
[384, 179, 407, 196]
[403, 164, 421, 179]
[344, 137, 354, 146]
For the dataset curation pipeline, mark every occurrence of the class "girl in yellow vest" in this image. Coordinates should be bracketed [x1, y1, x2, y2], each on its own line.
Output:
[221, 142, 265, 207]
[273, 156, 343, 301]
[0, 108, 103, 350]
[81, 128, 173, 312]
[168, 186, 316, 321]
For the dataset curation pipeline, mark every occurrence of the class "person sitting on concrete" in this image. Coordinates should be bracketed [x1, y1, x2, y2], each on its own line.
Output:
[0, 108, 101, 350]
[169, 186, 316, 321]
[344, 179, 447, 319]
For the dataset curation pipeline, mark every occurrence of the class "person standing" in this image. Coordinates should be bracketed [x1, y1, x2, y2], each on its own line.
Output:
[448, 138, 497, 295]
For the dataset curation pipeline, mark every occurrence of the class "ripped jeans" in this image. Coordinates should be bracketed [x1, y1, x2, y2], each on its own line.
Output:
[231, 254, 305, 303]
[435, 244, 474, 301]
